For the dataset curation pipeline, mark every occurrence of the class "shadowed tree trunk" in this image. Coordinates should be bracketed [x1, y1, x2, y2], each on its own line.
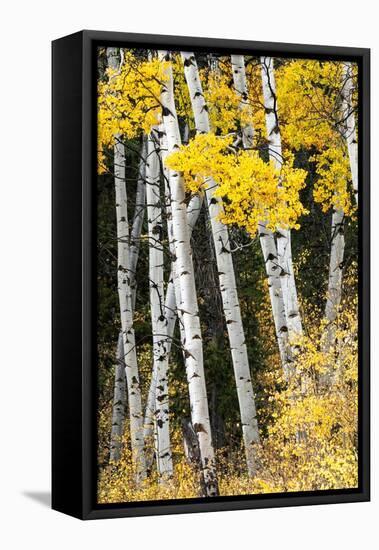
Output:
[109, 332, 127, 462]
[323, 209, 345, 351]
[145, 132, 173, 480]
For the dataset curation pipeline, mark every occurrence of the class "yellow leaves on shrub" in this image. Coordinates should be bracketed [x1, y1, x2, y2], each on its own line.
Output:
[165, 133, 308, 234]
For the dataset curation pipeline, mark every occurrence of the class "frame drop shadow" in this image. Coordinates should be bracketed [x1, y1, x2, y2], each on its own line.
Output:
[23, 491, 51, 508]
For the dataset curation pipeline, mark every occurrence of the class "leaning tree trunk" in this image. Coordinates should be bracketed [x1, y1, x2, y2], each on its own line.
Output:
[145, 132, 173, 480]
[114, 136, 147, 483]
[231, 54, 291, 376]
[342, 62, 358, 205]
[109, 332, 127, 462]
[181, 51, 259, 476]
[261, 57, 303, 344]
[158, 50, 218, 497]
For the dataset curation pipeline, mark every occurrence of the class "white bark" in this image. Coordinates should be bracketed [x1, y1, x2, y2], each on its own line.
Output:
[231, 55, 254, 149]
[323, 208, 345, 349]
[130, 138, 147, 309]
[258, 222, 292, 373]
[107, 47, 147, 467]
[143, 185, 203, 459]
[342, 62, 358, 205]
[109, 332, 127, 462]
[231, 55, 291, 375]
[112, 139, 146, 461]
[106, 47, 119, 72]
[146, 133, 173, 479]
[158, 50, 218, 496]
[114, 138, 147, 483]
[182, 51, 259, 476]
[321, 64, 356, 373]
[261, 57, 303, 342]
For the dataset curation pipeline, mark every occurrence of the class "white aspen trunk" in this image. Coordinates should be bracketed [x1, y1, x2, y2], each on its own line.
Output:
[114, 137, 147, 483]
[323, 208, 345, 348]
[146, 133, 173, 479]
[106, 47, 119, 72]
[230, 55, 254, 149]
[321, 64, 357, 380]
[107, 43, 127, 465]
[158, 50, 218, 496]
[112, 139, 146, 462]
[258, 222, 292, 373]
[130, 138, 147, 309]
[109, 332, 127, 462]
[143, 189, 203, 458]
[230, 55, 292, 375]
[107, 48, 146, 468]
[261, 57, 303, 342]
[182, 52, 259, 476]
[159, 123, 187, 351]
[342, 62, 358, 205]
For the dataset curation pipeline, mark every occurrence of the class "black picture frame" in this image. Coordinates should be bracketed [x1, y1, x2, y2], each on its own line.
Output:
[52, 30, 370, 520]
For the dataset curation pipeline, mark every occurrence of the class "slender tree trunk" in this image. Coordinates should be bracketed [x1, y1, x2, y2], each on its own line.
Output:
[230, 55, 292, 375]
[143, 184, 203, 460]
[107, 48, 147, 464]
[107, 47, 128, 464]
[113, 139, 147, 459]
[114, 136, 147, 483]
[109, 332, 127, 462]
[258, 222, 292, 374]
[342, 62, 358, 205]
[321, 63, 357, 380]
[130, 138, 147, 309]
[181, 51, 259, 476]
[230, 55, 254, 149]
[158, 50, 218, 497]
[323, 209, 345, 349]
[261, 57, 303, 342]
[146, 133, 173, 479]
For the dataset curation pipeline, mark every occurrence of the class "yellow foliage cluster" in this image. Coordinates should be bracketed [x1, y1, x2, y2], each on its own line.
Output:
[200, 59, 266, 140]
[276, 60, 344, 150]
[97, 52, 167, 172]
[166, 133, 308, 233]
[276, 60, 358, 214]
[313, 147, 356, 215]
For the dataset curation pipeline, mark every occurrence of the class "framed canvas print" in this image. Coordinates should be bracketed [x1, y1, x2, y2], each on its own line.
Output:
[52, 30, 370, 519]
